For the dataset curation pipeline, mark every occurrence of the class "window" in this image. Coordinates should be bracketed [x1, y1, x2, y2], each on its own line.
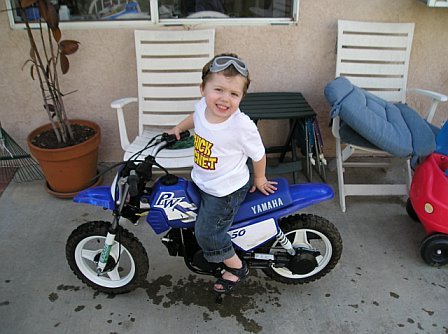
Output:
[6, 0, 299, 28]
[421, 0, 448, 7]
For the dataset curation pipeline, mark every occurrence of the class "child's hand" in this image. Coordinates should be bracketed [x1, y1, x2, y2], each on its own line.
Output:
[250, 176, 277, 195]
[167, 126, 182, 140]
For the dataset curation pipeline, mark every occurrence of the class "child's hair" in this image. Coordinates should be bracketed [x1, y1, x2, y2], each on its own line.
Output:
[201, 53, 251, 95]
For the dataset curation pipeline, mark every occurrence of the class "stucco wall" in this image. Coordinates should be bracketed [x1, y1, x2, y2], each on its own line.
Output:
[1, 0, 447, 162]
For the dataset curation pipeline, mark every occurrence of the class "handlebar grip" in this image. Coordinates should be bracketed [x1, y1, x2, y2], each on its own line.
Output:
[128, 173, 139, 197]
[179, 130, 190, 140]
[162, 130, 191, 145]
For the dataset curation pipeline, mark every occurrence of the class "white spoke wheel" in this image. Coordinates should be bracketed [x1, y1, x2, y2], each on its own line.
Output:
[263, 214, 343, 284]
[66, 221, 149, 294]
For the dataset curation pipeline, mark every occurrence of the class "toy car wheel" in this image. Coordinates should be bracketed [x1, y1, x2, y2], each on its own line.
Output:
[406, 198, 420, 223]
[420, 234, 448, 266]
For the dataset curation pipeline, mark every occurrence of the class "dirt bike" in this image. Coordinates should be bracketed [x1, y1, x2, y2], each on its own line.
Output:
[66, 131, 343, 299]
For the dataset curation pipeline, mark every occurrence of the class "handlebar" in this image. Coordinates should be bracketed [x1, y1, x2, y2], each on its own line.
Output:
[161, 130, 191, 146]
[128, 170, 139, 197]
[120, 130, 191, 197]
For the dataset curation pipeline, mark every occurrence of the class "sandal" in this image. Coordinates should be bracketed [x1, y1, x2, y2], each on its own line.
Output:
[213, 261, 249, 294]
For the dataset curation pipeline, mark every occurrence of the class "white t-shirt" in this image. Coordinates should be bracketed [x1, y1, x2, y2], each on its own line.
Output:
[191, 97, 265, 197]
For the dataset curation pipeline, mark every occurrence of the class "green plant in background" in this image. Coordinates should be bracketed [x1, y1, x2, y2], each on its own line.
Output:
[20, 0, 80, 145]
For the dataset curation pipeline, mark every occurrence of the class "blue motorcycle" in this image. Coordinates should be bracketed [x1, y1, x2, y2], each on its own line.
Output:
[66, 132, 342, 295]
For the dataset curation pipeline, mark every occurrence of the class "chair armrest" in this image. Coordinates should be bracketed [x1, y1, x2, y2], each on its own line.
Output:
[331, 116, 341, 139]
[407, 88, 448, 124]
[110, 97, 138, 109]
[408, 88, 448, 102]
[110, 97, 138, 151]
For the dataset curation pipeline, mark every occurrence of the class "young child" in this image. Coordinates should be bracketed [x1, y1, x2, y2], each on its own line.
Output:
[169, 53, 277, 293]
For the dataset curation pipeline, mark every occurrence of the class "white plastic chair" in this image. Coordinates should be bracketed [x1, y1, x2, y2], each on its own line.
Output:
[111, 29, 215, 168]
[332, 20, 447, 212]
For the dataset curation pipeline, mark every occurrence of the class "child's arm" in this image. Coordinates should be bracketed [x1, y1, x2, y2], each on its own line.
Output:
[167, 114, 194, 140]
[250, 154, 278, 195]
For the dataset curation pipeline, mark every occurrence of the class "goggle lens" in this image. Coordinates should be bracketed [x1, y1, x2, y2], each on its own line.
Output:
[210, 56, 249, 77]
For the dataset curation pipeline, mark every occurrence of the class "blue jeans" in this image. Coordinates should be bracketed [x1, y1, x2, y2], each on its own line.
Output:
[194, 181, 250, 263]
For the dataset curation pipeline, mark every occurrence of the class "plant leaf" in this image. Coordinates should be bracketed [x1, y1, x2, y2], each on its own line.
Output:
[45, 64, 50, 78]
[37, 0, 47, 20]
[45, 2, 59, 30]
[30, 64, 35, 80]
[29, 46, 36, 61]
[20, 0, 38, 8]
[52, 27, 61, 42]
[59, 40, 79, 55]
[60, 53, 69, 74]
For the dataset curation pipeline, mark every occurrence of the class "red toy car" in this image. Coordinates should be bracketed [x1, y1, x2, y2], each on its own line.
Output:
[407, 148, 448, 266]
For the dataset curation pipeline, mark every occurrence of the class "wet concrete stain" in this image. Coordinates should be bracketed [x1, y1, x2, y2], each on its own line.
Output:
[389, 292, 399, 299]
[431, 282, 446, 289]
[203, 312, 212, 322]
[422, 308, 434, 316]
[2, 280, 11, 306]
[57, 284, 81, 292]
[75, 305, 85, 312]
[104, 313, 136, 330]
[48, 292, 58, 302]
[140, 273, 282, 333]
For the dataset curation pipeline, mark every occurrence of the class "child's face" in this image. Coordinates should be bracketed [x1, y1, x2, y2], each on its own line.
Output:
[200, 72, 246, 123]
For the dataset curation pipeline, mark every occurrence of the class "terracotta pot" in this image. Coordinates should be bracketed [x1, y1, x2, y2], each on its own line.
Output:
[27, 119, 101, 197]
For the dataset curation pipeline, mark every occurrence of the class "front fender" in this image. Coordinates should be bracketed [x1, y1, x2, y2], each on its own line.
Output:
[73, 186, 115, 210]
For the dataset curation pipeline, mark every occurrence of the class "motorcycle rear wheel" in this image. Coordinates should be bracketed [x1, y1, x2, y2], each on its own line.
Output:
[66, 221, 149, 294]
[263, 214, 342, 284]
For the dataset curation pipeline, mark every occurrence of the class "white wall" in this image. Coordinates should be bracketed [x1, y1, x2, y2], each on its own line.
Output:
[1, 0, 447, 161]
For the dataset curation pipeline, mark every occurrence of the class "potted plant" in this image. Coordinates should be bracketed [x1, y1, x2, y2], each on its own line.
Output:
[16, 0, 101, 198]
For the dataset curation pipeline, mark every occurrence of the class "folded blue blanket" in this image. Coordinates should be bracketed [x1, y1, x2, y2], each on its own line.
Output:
[324, 76, 436, 160]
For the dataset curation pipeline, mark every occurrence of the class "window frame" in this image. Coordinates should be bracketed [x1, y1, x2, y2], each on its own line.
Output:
[5, 0, 300, 29]
[422, 0, 448, 7]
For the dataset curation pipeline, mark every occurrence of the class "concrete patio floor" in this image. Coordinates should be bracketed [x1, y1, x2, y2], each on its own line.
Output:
[0, 166, 447, 334]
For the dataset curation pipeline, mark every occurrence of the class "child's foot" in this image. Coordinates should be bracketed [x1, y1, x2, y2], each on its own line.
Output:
[213, 261, 249, 293]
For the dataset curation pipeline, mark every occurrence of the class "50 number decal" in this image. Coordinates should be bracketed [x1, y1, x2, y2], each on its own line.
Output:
[230, 229, 246, 239]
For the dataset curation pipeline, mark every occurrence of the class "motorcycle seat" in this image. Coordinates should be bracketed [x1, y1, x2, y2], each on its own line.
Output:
[233, 177, 292, 222]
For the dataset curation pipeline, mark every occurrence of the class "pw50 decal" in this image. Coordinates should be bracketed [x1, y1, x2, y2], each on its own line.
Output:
[228, 218, 278, 251]
[154, 192, 197, 222]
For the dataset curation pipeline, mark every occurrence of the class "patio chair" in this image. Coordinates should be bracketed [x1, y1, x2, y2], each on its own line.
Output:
[329, 20, 447, 212]
[111, 29, 215, 168]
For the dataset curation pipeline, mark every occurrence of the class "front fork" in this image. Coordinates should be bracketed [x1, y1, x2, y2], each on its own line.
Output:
[97, 178, 130, 274]
[97, 230, 116, 272]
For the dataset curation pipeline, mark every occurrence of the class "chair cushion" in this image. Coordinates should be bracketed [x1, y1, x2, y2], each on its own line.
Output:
[436, 122, 448, 156]
[324, 76, 436, 159]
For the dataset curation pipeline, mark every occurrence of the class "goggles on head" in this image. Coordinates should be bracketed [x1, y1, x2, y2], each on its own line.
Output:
[209, 56, 249, 77]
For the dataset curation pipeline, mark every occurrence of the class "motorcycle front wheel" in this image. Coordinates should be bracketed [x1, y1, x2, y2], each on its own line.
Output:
[263, 214, 343, 284]
[66, 221, 149, 294]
